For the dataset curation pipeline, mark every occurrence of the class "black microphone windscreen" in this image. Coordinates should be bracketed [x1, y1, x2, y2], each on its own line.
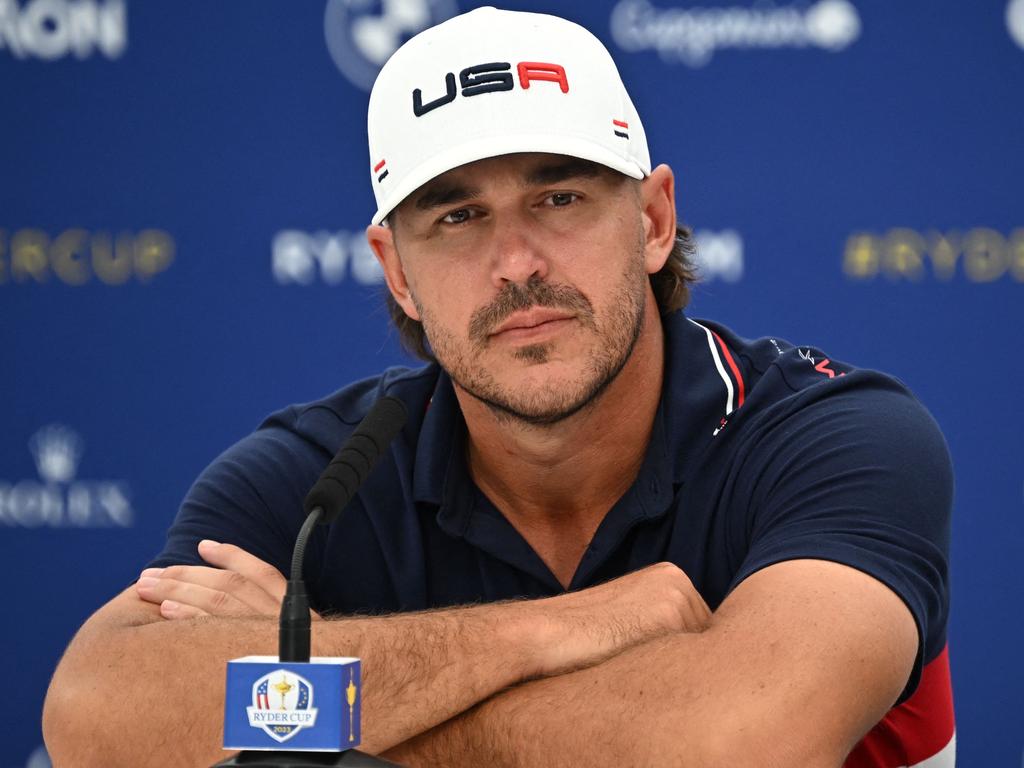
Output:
[303, 396, 408, 523]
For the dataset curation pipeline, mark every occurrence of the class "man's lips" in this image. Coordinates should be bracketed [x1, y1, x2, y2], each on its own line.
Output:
[490, 309, 576, 340]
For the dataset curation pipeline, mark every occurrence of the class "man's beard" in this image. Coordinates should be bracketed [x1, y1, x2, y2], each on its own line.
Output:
[414, 247, 649, 427]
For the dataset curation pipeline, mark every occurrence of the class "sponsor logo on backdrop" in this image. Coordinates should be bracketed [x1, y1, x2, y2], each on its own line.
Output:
[273, 229, 384, 286]
[248, 671, 318, 743]
[272, 229, 742, 285]
[324, 0, 458, 92]
[843, 227, 1024, 282]
[0, 0, 125, 60]
[0, 424, 134, 527]
[610, 0, 860, 66]
[0, 228, 174, 285]
[1009, 0, 1024, 49]
[694, 229, 744, 282]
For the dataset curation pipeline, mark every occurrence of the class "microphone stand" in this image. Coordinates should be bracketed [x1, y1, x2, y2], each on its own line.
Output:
[215, 513, 399, 766]
[213, 508, 400, 766]
[214, 398, 408, 767]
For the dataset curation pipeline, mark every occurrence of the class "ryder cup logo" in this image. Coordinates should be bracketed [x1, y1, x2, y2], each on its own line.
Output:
[324, 0, 457, 91]
[248, 670, 319, 743]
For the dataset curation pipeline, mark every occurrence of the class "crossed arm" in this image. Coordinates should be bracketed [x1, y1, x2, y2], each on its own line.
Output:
[385, 558, 917, 767]
[42, 542, 916, 768]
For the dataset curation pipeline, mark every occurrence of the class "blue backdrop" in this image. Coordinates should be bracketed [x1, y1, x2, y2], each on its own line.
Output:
[2, 1, 1022, 765]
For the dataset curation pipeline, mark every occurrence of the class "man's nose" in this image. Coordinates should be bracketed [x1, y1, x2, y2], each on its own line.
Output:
[489, 216, 550, 287]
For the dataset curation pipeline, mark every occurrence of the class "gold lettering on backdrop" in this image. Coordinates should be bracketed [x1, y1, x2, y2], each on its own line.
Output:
[0, 229, 175, 286]
[843, 227, 1023, 282]
[962, 228, 1007, 283]
[925, 230, 961, 281]
[843, 233, 880, 278]
[52, 229, 91, 285]
[883, 228, 926, 281]
[11, 229, 50, 282]
[134, 229, 175, 281]
[92, 232, 134, 285]
[1009, 229, 1024, 282]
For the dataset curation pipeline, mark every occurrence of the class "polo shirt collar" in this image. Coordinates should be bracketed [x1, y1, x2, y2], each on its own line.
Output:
[659, 311, 740, 485]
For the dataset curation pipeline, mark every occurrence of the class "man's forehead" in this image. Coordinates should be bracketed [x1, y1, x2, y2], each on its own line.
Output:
[399, 153, 615, 214]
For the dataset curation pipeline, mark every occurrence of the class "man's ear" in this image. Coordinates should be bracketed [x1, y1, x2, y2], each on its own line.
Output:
[366, 223, 421, 321]
[639, 164, 678, 275]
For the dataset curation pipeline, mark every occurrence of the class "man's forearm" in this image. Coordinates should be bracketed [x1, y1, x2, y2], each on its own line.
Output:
[384, 561, 917, 768]
[384, 633, 700, 768]
[44, 598, 543, 767]
[45, 563, 709, 767]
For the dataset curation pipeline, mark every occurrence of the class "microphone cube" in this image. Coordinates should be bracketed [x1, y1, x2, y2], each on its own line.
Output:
[223, 655, 361, 752]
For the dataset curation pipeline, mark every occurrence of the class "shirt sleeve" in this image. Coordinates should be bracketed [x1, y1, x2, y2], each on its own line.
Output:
[728, 372, 953, 701]
[144, 425, 327, 579]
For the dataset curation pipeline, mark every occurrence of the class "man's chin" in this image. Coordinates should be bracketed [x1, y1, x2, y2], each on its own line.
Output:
[477, 392, 596, 427]
[460, 367, 614, 427]
[510, 343, 554, 365]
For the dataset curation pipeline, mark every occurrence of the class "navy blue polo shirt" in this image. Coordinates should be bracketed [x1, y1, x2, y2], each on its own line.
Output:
[149, 310, 952, 715]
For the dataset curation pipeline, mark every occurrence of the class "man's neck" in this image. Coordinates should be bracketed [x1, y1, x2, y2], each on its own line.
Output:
[454, 302, 666, 577]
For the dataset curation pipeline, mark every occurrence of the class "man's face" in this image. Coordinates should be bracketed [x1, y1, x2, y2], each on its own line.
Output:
[373, 153, 662, 425]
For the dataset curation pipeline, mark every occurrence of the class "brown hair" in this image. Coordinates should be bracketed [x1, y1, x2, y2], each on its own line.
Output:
[385, 225, 699, 362]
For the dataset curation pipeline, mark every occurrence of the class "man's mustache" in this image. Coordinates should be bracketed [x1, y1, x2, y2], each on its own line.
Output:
[468, 278, 595, 345]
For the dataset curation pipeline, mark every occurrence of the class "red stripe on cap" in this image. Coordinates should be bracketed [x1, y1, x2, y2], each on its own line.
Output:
[612, 119, 629, 128]
[844, 645, 955, 768]
[709, 329, 745, 408]
[373, 159, 387, 172]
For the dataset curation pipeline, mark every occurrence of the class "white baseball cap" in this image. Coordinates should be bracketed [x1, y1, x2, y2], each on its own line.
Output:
[366, 6, 651, 225]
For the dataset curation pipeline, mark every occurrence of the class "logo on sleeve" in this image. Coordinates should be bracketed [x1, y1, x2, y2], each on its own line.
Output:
[799, 348, 845, 378]
[247, 671, 318, 743]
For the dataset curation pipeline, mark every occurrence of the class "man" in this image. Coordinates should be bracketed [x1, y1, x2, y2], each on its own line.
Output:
[42, 7, 954, 767]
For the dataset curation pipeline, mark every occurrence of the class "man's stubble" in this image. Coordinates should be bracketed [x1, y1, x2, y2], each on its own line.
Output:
[410, 234, 649, 427]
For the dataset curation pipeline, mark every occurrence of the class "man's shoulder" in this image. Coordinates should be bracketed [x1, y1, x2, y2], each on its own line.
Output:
[256, 363, 442, 455]
[678, 315, 916, 411]
[661, 313, 943, 478]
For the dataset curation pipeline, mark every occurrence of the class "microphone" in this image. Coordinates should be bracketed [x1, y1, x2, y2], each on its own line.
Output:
[281, 395, 409, 662]
[215, 396, 408, 767]
[305, 395, 409, 524]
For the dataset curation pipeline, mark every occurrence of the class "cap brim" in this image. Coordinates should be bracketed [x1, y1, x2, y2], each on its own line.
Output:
[371, 133, 648, 225]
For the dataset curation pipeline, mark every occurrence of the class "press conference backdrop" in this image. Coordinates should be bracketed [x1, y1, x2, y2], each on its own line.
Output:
[1, 0, 1021, 764]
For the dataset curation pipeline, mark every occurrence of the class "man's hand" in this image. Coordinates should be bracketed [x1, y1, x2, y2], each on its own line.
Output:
[135, 540, 309, 620]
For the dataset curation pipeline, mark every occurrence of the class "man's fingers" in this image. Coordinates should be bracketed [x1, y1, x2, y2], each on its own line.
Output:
[197, 540, 287, 602]
[136, 576, 255, 617]
[137, 565, 282, 615]
[159, 599, 208, 620]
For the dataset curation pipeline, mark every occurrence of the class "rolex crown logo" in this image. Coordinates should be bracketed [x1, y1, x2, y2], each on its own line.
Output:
[29, 424, 84, 484]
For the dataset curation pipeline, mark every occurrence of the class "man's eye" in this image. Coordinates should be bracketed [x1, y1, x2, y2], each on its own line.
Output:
[441, 209, 472, 224]
[547, 192, 578, 207]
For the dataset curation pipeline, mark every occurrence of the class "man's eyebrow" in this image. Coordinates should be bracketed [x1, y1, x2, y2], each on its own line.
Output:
[409, 158, 607, 212]
[525, 159, 605, 186]
[413, 184, 481, 211]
